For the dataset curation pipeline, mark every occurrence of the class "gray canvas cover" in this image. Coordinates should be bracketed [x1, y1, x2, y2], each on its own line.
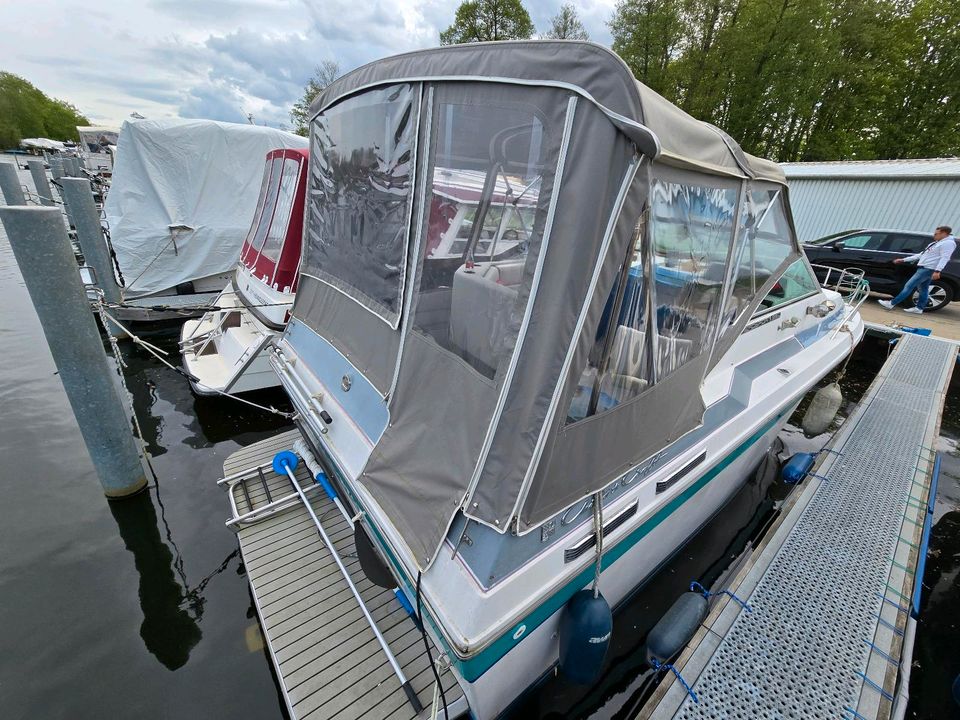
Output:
[310, 41, 784, 185]
[360, 82, 571, 564]
[291, 41, 796, 566]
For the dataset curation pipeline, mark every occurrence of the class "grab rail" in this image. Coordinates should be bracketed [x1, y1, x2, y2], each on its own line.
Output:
[811, 264, 870, 337]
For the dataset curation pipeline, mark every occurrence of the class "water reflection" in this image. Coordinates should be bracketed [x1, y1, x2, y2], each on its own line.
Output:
[117, 325, 292, 453]
[108, 489, 201, 670]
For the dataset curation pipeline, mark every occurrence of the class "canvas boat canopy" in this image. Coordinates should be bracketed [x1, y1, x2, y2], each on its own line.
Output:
[20, 138, 68, 152]
[290, 41, 802, 568]
[238, 147, 309, 294]
[105, 118, 308, 297]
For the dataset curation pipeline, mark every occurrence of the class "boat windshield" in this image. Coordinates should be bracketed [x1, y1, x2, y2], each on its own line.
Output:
[242, 156, 282, 265]
[259, 156, 302, 266]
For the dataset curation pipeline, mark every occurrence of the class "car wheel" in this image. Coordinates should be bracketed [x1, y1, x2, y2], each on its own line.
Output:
[912, 281, 954, 312]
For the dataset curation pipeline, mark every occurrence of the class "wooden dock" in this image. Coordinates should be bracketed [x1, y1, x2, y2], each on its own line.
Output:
[638, 332, 955, 720]
[222, 430, 466, 719]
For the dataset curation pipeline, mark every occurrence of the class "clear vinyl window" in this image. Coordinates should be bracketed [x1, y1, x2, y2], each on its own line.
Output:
[305, 83, 418, 326]
[411, 87, 555, 381]
[242, 157, 279, 263]
[567, 174, 740, 424]
[567, 227, 649, 422]
[648, 179, 738, 378]
[259, 157, 301, 266]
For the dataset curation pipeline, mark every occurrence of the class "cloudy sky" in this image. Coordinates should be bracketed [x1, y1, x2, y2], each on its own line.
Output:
[0, 0, 617, 129]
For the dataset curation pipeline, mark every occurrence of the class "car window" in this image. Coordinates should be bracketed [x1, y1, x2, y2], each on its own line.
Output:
[839, 233, 884, 250]
[885, 233, 929, 254]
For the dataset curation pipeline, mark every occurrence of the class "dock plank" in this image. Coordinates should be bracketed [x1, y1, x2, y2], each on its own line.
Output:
[222, 430, 465, 719]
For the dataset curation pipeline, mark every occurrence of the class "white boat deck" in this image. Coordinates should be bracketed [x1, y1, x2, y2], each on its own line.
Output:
[222, 430, 466, 720]
[639, 332, 955, 720]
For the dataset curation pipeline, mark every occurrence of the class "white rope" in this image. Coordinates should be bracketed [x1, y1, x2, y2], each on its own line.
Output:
[592, 491, 603, 598]
[97, 303, 295, 419]
[429, 676, 440, 720]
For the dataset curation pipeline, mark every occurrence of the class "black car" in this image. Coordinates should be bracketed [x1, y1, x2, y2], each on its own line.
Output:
[803, 228, 958, 312]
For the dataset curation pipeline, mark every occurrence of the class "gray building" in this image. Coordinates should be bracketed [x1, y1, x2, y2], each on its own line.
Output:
[782, 158, 959, 242]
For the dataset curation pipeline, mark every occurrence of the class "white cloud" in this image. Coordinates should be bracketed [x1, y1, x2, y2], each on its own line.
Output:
[0, 0, 620, 128]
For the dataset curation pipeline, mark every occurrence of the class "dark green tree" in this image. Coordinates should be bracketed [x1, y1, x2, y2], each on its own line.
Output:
[290, 60, 340, 137]
[0, 72, 88, 149]
[546, 3, 590, 40]
[872, 0, 960, 159]
[608, 0, 947, 161]
[610, 0, 686, 95]
[440, 0, 535, 44]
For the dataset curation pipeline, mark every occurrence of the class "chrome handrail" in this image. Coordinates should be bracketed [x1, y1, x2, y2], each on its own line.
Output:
[811, 264, 870, 337]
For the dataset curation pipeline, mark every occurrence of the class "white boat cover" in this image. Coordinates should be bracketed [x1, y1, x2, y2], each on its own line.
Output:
[20, 138, 68, 152]
[105, 118, 308, 297]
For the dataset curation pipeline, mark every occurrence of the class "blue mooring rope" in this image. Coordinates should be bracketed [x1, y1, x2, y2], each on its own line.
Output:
[690, 581, 753, 613]
[651, 658, 698, 704]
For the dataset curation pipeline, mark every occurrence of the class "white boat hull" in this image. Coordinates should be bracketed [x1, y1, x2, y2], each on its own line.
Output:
[454, 412, 789, 719]
[180, 277, 292, 395]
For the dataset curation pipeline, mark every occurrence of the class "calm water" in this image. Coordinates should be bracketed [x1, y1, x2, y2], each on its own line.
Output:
[1, 210, 957, 718]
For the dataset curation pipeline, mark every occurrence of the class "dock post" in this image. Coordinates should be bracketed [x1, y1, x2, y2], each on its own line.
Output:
[27, 160, 56, 207]
[0, 162, 26, 205]
[61, 178, 123, 337]
[49, 158, 71, 219]
[0, 206, 147, 497]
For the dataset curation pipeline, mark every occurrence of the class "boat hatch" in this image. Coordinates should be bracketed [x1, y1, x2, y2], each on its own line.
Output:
[286, 43, 811, 568]
[239, 147, 309, 293]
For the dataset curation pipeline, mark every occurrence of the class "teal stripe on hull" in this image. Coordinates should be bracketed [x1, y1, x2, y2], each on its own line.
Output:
[321, 405, 786, 684]
[456, 409, 786, 682]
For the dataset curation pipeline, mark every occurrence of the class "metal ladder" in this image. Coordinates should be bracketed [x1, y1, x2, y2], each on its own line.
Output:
[217, 459, 321, 530]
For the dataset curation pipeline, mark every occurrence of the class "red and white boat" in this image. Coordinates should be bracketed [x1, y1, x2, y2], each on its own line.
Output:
[180, 148, 308, 394]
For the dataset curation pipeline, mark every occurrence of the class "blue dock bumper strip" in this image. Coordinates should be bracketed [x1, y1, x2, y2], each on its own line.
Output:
[912, 451, 940, 618]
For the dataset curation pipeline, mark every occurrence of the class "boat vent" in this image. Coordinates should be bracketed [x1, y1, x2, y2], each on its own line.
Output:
[564, 501, 638, 563]
[656, 452, 707, 494]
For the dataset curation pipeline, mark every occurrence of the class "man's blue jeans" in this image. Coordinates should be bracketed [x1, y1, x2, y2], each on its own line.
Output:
[890, 267, 934, 308]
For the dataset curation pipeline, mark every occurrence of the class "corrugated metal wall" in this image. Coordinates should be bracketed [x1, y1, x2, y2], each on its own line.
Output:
[787, 178, 959, 241]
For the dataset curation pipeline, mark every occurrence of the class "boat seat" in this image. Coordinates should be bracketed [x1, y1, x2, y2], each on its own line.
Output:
[595, 325, 693, 407]
[449, 260, 524, 372]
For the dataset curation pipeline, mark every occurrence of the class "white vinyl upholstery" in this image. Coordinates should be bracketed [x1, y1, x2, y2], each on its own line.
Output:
[449, 261, 524, 370]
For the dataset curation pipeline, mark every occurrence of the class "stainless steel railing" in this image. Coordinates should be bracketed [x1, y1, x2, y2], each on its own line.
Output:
[811, 264, 870, 337]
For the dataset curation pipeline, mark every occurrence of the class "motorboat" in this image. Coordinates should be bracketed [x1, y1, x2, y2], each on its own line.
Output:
[180, 148, 308, 395]
[103, 118, 308, 321]
[76, 125, 119, 175]
[267, 41, 866, 718]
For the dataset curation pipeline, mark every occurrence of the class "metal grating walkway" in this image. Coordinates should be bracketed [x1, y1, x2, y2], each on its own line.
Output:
[223, 430, 465, 720]
[641, 333, 955, 720]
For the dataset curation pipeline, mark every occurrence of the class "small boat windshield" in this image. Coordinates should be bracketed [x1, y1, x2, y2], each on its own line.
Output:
[241, 151, 307, 287]
[566, 179, 806, 424]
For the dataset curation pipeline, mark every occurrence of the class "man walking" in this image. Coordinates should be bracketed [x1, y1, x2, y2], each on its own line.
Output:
[878, 225, 956, 314]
